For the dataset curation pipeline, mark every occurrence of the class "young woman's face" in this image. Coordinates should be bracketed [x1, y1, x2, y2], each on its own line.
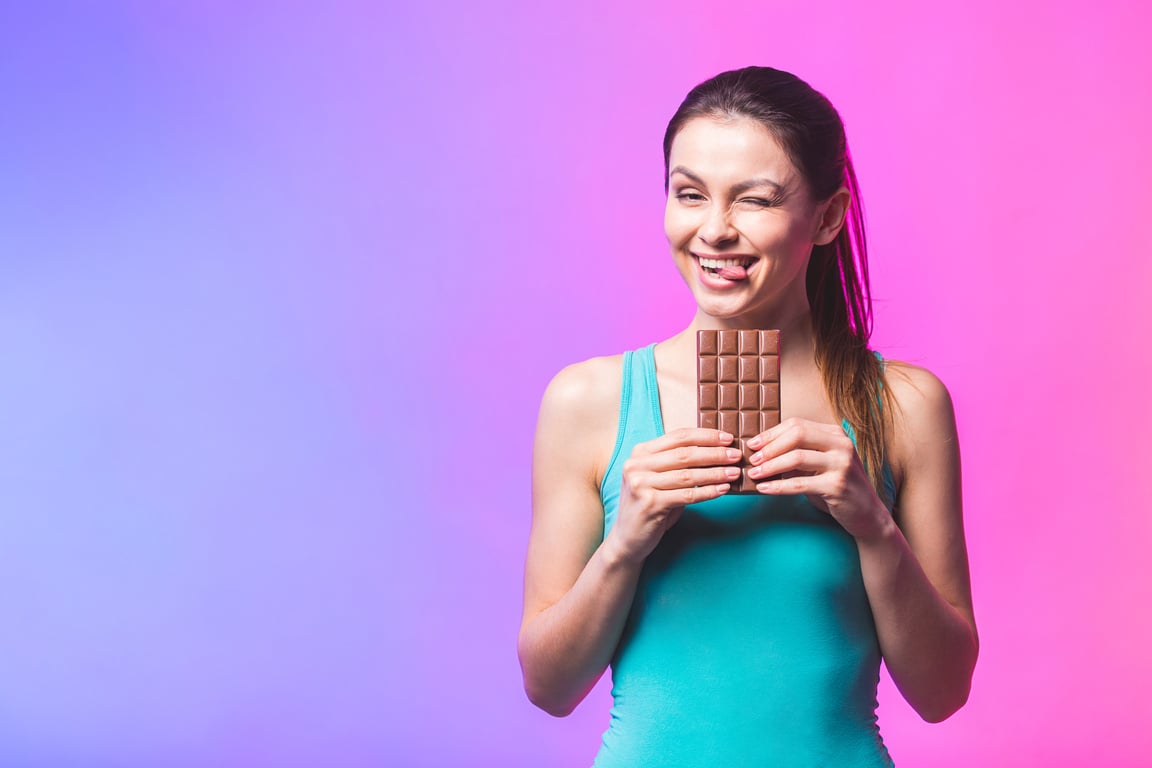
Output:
[664, 117, 834, 325]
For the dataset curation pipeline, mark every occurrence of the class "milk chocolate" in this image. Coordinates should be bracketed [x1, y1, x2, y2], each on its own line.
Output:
[697, 329, 780, 493]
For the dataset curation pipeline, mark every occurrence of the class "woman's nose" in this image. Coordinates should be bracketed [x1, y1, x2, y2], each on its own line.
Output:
[698, 204, 738, 246]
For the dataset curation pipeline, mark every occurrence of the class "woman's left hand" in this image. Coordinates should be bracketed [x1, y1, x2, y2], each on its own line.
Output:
[746, 417, 892, 542]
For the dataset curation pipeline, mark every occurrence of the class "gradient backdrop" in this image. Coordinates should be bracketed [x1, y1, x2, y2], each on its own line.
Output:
[2, 2, 1150, 766]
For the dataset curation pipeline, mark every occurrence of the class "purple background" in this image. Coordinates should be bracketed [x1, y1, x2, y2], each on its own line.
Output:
[1, 2, 1150, 766]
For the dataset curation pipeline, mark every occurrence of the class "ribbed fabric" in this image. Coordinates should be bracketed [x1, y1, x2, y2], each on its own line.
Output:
[594, 343, 895, 768]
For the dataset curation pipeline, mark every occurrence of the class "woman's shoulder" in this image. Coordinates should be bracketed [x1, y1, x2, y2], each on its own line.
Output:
[536, 353, 629, 448]
[536, 353, 629, 483]
[540, 353, 626, 415]
[879, 359, 959, 475]
[881, 360, 956, 424]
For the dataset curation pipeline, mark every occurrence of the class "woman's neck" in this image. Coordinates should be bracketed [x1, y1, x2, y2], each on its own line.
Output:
[660, 307, 818, 378]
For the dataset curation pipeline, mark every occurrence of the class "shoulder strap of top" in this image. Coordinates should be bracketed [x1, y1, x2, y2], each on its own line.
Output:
[638, 343, 665, 435]
[599, 345, 663, 503]
[607, 349, 634, 465]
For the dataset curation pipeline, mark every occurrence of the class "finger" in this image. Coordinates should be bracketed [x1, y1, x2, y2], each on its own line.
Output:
[662, 482, 732, 506]
[645, 445, 743, 473]
[747, 419, 850, 459]
[650, 465, 743, 491]
[747, 448, 829, 480]
[636, 427, 735, 455]
[756, 473, 823, 496]
[746, 417, 843, 451]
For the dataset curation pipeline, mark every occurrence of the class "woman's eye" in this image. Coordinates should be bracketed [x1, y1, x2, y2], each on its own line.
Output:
[675, 192, 706, 202]
[738, 197, 776, 208]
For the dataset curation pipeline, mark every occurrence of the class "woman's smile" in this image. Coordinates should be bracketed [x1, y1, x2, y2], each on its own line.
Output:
[695, 253, 759, 281]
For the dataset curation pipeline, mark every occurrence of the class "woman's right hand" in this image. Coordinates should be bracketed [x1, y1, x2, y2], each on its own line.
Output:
[607, 428, 743, 564]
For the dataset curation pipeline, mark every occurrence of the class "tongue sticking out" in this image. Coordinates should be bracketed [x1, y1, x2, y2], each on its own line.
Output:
[717, 264, 748, 280]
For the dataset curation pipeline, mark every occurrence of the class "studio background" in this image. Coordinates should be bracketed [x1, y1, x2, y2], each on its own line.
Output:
[1, 2, 1149, 766]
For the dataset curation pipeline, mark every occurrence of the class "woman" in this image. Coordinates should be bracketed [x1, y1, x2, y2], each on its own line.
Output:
[518, 66, 977, 766]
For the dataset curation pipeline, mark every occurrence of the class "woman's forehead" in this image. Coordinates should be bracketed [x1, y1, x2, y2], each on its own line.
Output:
[668, 117, 801, 186]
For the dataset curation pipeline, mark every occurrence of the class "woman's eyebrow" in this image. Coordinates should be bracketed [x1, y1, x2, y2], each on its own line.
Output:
[730, 178, 785, 196]
[669, 166, 785, 195]
[668, 166, 707, 187]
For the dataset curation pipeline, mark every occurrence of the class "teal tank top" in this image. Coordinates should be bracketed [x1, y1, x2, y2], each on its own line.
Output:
[594, 344, 896, 767]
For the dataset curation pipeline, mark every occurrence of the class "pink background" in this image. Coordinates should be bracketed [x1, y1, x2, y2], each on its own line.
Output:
[1, 1, 1150, 766]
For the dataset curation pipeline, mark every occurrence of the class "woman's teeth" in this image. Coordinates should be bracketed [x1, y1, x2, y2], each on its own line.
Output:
[699, 256, 753, 279]
[698, 257, 751, 270]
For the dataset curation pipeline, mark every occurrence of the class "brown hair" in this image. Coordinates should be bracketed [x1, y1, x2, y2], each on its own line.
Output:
[663, 66, 894, 501]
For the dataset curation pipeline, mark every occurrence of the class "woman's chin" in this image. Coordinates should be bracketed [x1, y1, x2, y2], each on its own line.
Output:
[694, 297, 761, 325]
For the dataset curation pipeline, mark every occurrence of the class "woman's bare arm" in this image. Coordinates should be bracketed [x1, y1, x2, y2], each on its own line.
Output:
[518, 357, 644, 717]
[855, 363, 978, 722]
[518, 356, 741, 716]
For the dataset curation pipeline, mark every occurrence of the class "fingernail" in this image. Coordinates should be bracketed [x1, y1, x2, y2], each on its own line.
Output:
[726, 448, 742, 461]
[718, 431, 734, 442]
[749, 451, 762, 464]
[725, 467, 741, 479]
[747, 435, 763, 449]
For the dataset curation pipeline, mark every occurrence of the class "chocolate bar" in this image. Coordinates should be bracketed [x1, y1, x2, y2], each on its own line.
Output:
[697, 329, 781, 493]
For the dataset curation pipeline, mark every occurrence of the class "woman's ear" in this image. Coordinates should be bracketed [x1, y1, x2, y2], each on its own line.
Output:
[813, 187, 850, 246]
